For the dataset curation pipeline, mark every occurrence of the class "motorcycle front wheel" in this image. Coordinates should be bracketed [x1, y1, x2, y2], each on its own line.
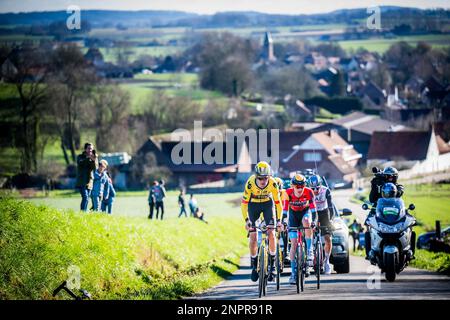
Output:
[385, 253, 396, 282]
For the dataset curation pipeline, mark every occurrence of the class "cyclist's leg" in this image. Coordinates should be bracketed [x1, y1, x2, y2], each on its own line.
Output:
[302, 210, 314, 263]
[288, 209, 300, 283]
[262, 201, 276, 280]
[319, 209, 332, 273]
[247, 202, 261, 281]
[261, 200, 276, 254]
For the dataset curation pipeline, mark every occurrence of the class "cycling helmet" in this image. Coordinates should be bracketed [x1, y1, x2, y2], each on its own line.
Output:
[255, 161, 271, 177]
[291, 173, 306, 186]
[381, 182, 397, 198]
[307, 174, 322, 189]
[383, 167, 398, 183]
[274, 177, 283, 190]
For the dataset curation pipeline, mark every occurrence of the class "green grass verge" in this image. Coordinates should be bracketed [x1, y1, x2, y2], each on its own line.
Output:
[0, 197, 247, 299]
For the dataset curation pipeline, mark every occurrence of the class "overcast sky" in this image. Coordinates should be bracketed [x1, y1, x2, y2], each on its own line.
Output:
[0, 0, 449, 14]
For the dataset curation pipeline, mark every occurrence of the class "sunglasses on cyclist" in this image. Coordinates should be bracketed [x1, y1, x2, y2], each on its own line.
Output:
[257, 176, 269, 181]
[292, 183, 305, 188]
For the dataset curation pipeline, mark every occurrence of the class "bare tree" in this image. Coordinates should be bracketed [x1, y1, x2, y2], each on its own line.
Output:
[1, 44, 49, 173]
[48, 44, 96, 164]
[89, 84, 131, 153]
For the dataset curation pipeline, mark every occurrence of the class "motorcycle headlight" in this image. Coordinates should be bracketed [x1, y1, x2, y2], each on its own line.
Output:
[378, 224, 401, 233]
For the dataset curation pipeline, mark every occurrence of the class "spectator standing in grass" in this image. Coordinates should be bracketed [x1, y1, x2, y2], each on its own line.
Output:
[101, 172, 116, 214]
[91, 159, 109, 212]
[154, 179, 166, 220]
[75, 143, 98, 212]
[178, 189, 187, 218]
[148, 181, 158, 219]
[188, 193, 198, 217]
[349, 219, 363, 252]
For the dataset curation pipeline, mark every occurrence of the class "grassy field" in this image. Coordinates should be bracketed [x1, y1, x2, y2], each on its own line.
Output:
[118, 73, 225, 114]
[0, 192, 247, 299]
[26, 190, 242, 219]
[338, 34, 450, 53]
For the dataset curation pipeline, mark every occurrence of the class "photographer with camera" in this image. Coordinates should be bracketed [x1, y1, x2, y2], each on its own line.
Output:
[369, 166, 404, 207]
[75, 143, 98, 212]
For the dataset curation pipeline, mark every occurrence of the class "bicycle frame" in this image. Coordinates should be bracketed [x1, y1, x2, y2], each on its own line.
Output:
[289, 226, 312, 293]
[256, 225, 270, 298]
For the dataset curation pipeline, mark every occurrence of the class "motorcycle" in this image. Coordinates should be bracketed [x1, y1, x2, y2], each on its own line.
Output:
[362, 198, 417, 282]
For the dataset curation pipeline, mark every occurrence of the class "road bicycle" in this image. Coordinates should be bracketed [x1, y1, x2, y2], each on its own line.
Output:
[289, 226, 312, 293]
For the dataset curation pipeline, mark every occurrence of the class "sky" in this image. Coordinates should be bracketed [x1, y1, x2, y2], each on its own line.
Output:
[0, 0, 449, 15]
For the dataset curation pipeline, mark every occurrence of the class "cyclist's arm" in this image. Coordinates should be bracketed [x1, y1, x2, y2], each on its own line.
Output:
[272, 186, 282, 221]
[241, 186, 251, 221]
[308, 189, 317, 222]
[326, 188, 334, 219]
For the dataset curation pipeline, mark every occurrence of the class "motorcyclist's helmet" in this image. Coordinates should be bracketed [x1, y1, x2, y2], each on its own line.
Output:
[291, 173, 306, 187]
[383, 167, 398, 183]
[307, 174, 322, 191]
[381, 183, 397, 198]
[255, 161, 271, 177]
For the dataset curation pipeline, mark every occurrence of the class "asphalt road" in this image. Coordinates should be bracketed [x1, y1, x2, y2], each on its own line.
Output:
[194, 190, 450, 300]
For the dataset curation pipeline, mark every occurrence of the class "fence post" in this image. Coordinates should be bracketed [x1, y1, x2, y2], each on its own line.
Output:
[436, 220, 441, 240]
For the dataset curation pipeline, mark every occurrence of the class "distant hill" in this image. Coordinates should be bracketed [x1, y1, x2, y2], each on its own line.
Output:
[0, 7, 448, 29]
[0, 10, 199, 28]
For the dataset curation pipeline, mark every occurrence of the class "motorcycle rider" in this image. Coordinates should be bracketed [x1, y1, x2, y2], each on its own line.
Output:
[366, 166, 404, 259]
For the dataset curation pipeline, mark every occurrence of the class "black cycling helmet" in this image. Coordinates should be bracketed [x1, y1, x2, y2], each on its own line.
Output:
[381, 183, 397, 198]
[291, 173, 306, 186]
[383, 167, 398, 183]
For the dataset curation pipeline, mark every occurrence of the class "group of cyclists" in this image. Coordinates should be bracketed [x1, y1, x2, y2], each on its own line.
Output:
[241, 161, 336, 285]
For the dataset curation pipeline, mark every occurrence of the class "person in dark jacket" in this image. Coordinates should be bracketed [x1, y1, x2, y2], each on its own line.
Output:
[75, 143, 98, 212]
[178, 189, 187, 218]
[154, 181, 166, 220]
[148, 181, 158, 219]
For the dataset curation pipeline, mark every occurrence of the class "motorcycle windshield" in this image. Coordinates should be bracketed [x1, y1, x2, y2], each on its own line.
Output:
[376, 198, 406, 224]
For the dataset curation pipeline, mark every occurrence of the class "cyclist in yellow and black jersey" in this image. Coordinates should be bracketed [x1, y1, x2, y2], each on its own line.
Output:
[241, 161, 282, 282]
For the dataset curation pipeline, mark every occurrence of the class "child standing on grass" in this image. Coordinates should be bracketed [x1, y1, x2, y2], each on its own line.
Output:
[91, 159, 109, 212]
[101, 172, 116, 214]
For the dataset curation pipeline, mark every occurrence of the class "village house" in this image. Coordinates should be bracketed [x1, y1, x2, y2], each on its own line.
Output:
[308, 111, 410, 161]
[272, 130, 362, 187]
[133, 130, 252, 189]
[367, 129, 450, 177]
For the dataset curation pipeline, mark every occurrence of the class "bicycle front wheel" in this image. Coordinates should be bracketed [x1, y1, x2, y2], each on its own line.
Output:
[300, 240, 306, 292]
[276, 243, 281, 291]
[315, 236, 321, 289]
[258, 247, 265, 298]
